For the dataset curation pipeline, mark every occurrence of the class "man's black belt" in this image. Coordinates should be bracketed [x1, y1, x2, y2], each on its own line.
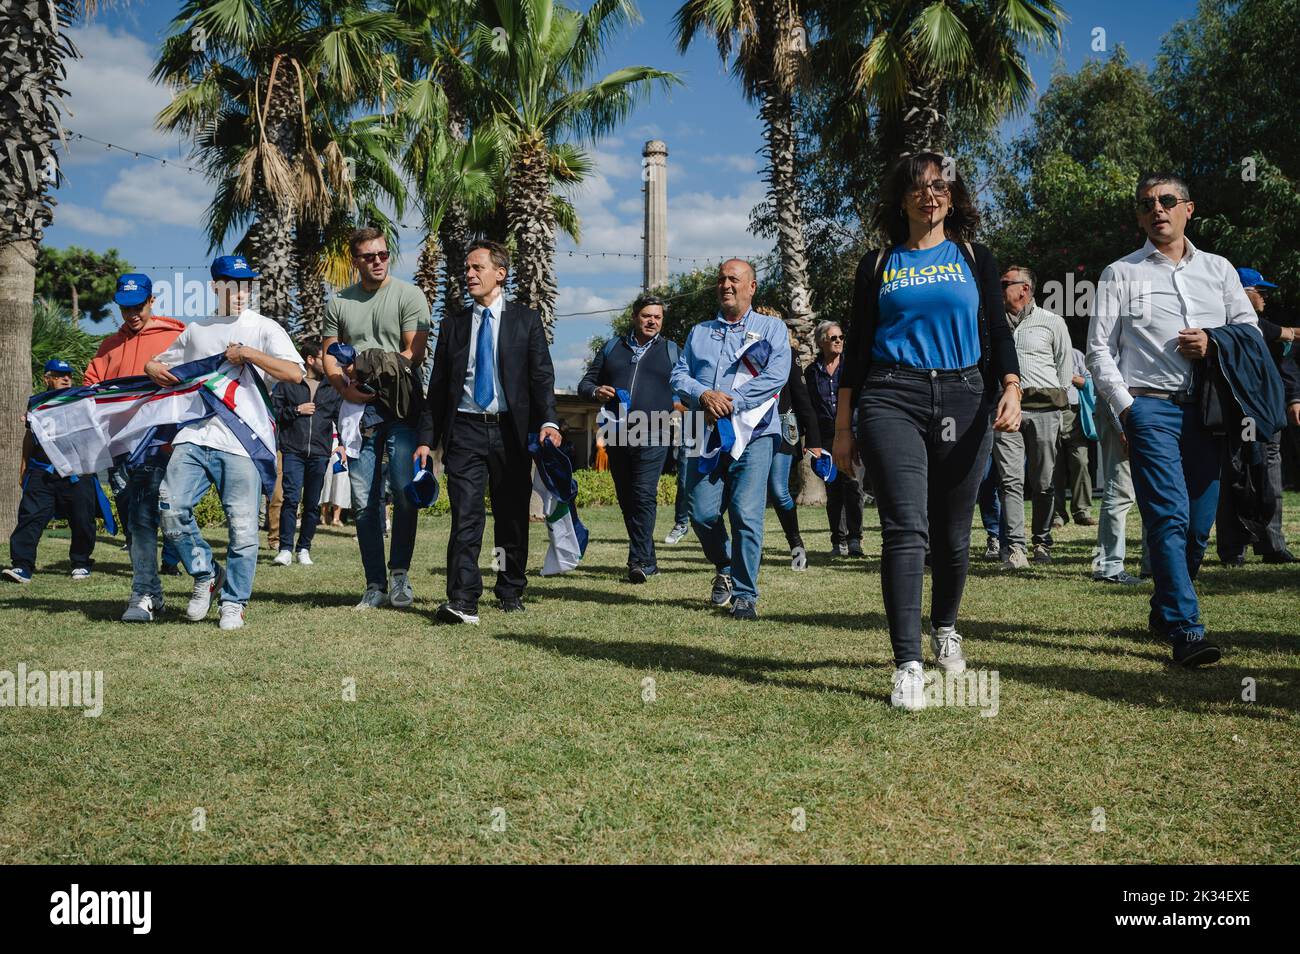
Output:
[458, 409, 508, 423]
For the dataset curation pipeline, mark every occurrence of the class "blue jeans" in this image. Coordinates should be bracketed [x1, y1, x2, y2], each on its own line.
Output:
[673, 443, 690, 525]
[687, 433, 776, 603]
[279, 452, 329, 552]
[126, 456, 183, 600]
[768, 446, 796, 513]
[1124, 397, 1221, 638]
[977, 442, 1006, 547]
[348, 419, 418, 588]
[159, 443, 262, 606]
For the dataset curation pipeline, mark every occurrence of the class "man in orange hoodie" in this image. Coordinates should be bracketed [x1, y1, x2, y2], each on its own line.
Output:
[85, 274, 191, 621]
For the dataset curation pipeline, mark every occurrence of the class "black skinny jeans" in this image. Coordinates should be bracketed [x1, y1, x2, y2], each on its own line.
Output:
[857, 365, 992, 666]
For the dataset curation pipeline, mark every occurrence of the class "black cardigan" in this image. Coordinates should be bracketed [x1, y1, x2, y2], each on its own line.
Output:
[777, 358, 818, 450]
[841, 240, 1019, 399]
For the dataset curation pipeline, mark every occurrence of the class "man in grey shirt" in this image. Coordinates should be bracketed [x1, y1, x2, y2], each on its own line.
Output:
[993, 265, 1071, 568]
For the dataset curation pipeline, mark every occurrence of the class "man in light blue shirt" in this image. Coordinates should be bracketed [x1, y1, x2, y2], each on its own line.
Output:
[671, 258, 791, 620]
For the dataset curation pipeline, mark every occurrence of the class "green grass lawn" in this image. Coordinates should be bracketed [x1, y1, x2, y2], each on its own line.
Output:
[1, 497, 1297, 864]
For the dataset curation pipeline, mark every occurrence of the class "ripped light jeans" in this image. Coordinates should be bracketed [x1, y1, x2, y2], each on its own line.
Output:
[159, 442, 261, 606]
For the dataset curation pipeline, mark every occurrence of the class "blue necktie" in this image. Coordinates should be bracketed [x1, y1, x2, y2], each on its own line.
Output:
[474, 307, 496, 410]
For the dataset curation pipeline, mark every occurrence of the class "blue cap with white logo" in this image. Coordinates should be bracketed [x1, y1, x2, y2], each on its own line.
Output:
[44, 358, 73, 375]
[113, 273, 152, 307]
[1236, 267, 1278, 290]
[210, 255, 259, 281]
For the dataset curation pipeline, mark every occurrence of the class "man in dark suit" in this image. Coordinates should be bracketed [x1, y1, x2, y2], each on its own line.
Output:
[415, 240, 560, 624]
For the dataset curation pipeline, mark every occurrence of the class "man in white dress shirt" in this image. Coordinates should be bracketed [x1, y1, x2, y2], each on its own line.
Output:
[1086, 172, 1258, 667]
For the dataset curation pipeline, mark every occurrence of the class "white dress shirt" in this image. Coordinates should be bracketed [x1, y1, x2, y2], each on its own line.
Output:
[459, 292, 507, 414]
[1086, 237, 1258, 418]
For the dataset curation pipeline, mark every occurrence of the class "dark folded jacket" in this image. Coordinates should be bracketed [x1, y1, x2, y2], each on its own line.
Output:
[1201, 323, 1286, 545]
[352, 349, 416, 422]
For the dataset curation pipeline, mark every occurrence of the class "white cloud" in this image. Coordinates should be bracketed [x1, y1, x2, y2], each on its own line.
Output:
[61, 24, 182, 165]
[701, 153, 760, 175]
[53, 201, 130, 237]
[103, 164, 211, 227]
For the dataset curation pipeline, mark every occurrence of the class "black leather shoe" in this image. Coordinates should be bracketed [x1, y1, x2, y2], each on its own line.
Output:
[626, 564, 658, 583]
[846, 540, 865, 558]
[498, 597, 526, 613]
[1262, 549, 1297, 564]
[436, 602, 480, 625]
[1172, 632, 1221, 668]
[1220, 554, 1246, 567]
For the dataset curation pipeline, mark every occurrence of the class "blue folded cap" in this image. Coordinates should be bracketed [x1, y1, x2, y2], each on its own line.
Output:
[404, 458, 439, 508]
[529, 432, 577, 502]
[44, 358, 73, 375]
[113, 273, 152, 307]
[210, 255, 259, 281]
[327, 341, 357, 367]
[615, 388, 631, 406]
[811, 449, 837, 483]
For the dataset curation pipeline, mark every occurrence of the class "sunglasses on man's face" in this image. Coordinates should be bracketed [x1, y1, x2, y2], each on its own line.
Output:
[826, 334, 844, 342]
[356, 250, 390, 263]
[1001, 280, 1028, 290]
[1137, 194, 1187, 214]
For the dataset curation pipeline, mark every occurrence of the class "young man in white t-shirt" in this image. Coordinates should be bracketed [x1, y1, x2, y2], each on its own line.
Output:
[143, 256, 305, 630]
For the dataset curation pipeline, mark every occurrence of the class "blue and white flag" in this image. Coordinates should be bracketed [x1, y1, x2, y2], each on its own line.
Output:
[698, 337, 778, 475]
[529, 436, 589, 575]
[26, 354, 280, 495]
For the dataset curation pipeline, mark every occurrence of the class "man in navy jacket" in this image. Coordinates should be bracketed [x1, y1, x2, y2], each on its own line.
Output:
[579, 294, 679, 582]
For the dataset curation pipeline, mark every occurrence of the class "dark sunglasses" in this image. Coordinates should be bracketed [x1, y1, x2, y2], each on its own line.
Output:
[825, 334, 844, 342]
[1001, 280, 1028, 289]
[1137, 194, 1187, 214]
[356, 250, 390, 263]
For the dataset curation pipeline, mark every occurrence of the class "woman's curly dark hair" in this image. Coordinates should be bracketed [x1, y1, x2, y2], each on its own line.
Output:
[871, 152, 980, 247]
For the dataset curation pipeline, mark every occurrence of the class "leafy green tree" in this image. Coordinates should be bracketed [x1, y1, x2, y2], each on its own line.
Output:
[35, 245, 132, 322]
[30, 298, 105, 391]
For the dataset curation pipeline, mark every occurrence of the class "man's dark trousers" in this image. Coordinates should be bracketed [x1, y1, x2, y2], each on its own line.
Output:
[443, 412, 531, 609]
[608, 444, 669, 570]
[1217, 431, 1287, 558]
[9, 470, 97, 573]
[278, 451, 330, 552]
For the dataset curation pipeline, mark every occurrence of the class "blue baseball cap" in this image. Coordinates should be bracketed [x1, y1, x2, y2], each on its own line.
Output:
[404, 458, 440, 508]
[113, 273, 152, 307]
[1236, 267, 1278, 290]
[44, 358, 73, 375]
[210, 255, 259, 281]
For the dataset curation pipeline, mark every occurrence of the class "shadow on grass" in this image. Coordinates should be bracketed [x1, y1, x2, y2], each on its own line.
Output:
[494, 631, 887, 703]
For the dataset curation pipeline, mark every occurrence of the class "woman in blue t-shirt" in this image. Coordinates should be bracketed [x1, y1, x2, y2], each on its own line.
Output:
[832, 152, 1023, 711]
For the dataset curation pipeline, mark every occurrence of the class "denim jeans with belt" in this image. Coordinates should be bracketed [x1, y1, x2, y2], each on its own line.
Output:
[1124, 396, 1221, 638]
[857, 365, 991, 666]
[686, 433, 776, 603]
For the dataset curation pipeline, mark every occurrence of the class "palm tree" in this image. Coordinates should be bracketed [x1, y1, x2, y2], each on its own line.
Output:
[469, 0, 679, 339]
[0, 0, 86, 535]
[816, 0, 1065, 160]
[674, 0, 818, 366]
[153, 0, 411, 325]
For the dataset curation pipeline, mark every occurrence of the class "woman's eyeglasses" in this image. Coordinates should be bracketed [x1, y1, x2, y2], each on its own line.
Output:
[908, 179, 951, 199]
[1136, 194, 1187, 214]
[356, 250, 390, 263]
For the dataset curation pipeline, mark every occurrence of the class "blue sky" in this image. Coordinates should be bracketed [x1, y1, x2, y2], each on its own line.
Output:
[49, 0, 1198, 386]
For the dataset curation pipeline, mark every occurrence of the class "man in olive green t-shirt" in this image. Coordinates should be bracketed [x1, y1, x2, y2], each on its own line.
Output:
[321, 227, 431, 611]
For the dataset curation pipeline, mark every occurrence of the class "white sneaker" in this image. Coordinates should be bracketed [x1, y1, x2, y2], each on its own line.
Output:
[930, 626, 967, 674]
[389, 569, 414, 608]
[296, 549, 313, 565]
[272, 549, 292, 566]
[891, 661, 926, 711]
[186, 564, 224, 621]
[218, 601, 245, 630]
[663, 522, 689, 545]
[121, 593, 163, 623]
[70, 567, 92, 581]
[354, 584, 390, 611]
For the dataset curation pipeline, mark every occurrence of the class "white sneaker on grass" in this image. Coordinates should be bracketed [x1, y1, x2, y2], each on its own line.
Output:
[296, 550, 313, 566]
[218, 601, 245, 630]
[354, 584, 389, 611]
[663, 522, 689, 545]
[186, 564, 224, 621]
[272, 549, 292, 566]
[891, 661, 926, 711]
[70, 567, 91, 581]
[389, 569, 414, 608]
[121, 593, 163, 622]
[930, 626, 967, 674]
